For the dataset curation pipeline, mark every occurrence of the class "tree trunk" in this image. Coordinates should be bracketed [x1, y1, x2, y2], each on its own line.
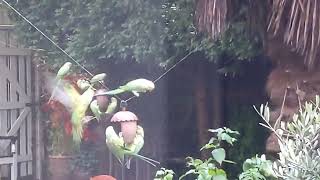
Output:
[194, 62, 210, 158]
[265, 36, 320, 153]
[210, 63, 224, 129]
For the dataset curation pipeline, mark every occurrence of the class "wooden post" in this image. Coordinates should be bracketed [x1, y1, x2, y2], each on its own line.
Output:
[211, 63, 223, 129]
[33, 56, 43, 180]
[194, 62, 210, 158]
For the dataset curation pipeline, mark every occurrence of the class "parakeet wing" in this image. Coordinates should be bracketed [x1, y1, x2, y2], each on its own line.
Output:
[62, 82, 81, 110]
[106, 97, 118, 114]
[101, 88, 126, 95]
[105, 126, 125, 164]
[90, 100, 102, 120]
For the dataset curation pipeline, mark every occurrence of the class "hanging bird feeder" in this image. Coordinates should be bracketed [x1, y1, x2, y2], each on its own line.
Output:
[95, 89, 109, 112]
[110, 101, 138, 144]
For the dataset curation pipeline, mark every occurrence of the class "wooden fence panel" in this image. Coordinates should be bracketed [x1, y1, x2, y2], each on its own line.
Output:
[0, 22, 38, 180]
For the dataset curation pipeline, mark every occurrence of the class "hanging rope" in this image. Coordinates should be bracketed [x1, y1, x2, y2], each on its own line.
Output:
[2, 0, 197, 104]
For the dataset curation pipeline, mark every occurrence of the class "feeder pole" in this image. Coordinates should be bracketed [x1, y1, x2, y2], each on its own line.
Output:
[120, 100, 127, 180]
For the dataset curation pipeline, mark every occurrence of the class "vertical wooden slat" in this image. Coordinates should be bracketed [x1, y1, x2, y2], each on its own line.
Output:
[0, 56, 9, 177]
[25, 56, 32, 95]
[0, 30, 6, 48]
[27, 113, 32, 175]
[19, 57, 27, 177]
[18, 56, 26, 97]
[34, 56, 43, 180]
[26, 56, 32, 175]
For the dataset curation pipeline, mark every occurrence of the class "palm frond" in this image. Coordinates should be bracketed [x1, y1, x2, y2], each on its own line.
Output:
[268, 0, 320, 70]
[195, 0, 228, 39]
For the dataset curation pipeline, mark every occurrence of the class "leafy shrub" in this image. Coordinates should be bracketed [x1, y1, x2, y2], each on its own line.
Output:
[257, 96, 320, 179]
[239, 154, 277, 180]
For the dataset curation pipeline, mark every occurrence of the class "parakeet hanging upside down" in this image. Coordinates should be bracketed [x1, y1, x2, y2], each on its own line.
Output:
[96, 78, 155, 97]
[63, 83, 95, 142]
[105, 126, 159, 168]
[51, 79, 95, 143]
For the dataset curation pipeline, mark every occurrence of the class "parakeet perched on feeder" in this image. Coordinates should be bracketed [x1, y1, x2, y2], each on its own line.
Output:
[106, 97, 117, 114]
[125, 125, 144, 168]
[105, 126, 159, 168]
[90, 97, 118, 121]
[96, 78, 155, 97]
[90, 100, 102, 120]
[77, 79, 91, 91]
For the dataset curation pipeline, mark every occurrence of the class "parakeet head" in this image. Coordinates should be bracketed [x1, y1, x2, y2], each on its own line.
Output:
[64, 62, 72, 67]
[141, 79, 155, 91]
[77, 79, 91, 91]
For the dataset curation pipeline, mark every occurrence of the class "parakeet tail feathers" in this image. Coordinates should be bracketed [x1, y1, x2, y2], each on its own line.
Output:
[98, 89, 125, 95]
[72, 123, 83, 143]
[129, 153, 160, 167]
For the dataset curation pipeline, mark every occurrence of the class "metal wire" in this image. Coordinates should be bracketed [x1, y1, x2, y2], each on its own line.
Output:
[124, 50, 195, 102]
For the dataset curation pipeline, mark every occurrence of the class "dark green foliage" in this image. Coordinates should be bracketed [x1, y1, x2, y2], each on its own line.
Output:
[161, 0, 262, 67]
[8, 0, 262, 72]
[10, 0, 167, 67]
[225, 105, 268, 179]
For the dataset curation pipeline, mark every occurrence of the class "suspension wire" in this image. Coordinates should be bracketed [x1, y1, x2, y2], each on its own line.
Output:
[1, 0, 123, 100]
[124, 50, 196, 103]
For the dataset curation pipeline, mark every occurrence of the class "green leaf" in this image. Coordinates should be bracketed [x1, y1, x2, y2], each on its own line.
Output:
[164, 173, 173, 180]
[209, 169, 227, 180]
[211, 148, 226, 165]
[179, 169, 196, 180]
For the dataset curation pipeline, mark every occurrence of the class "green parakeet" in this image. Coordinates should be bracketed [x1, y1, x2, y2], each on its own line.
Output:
[105, 126, 159, 168]
[106, 97, 117, 114]
[125, 125, 144, 168]
[77, 79, 91, 91]
[90, 100, 102, 120]
[96, 78, 155, 97]
[57, 62, 72, 79]
[90, 97, 117, 120]
[49, 62, 72, 101]
[90, 73, 107, 84]
[62, 82, 95, 142]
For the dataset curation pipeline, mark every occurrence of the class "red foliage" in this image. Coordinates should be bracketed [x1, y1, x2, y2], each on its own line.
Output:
[41, 74, 97, 141]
